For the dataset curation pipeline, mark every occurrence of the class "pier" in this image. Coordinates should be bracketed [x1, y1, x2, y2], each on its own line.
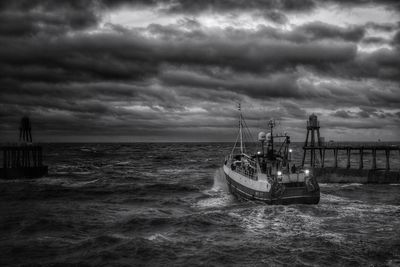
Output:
[0, 117, 48, 179]
[301, 115, 400, 183]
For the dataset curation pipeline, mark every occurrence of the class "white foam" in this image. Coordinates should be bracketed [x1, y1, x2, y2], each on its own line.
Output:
[35, 177, 100, 188]
[210, 168, 229, 192]
[71, 171, 94, 175]
[340, 183, 363, 187]
[196, 193, 235, 208]
[147, 233, 171, 242]
[195, 169, 234, 208]
[115, 161, 131, 166]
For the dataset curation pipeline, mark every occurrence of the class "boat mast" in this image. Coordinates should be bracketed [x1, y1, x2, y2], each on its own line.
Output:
[268, 119, 275, 159]
[270, 120, 273, 154]
[239, 103, 243, 154]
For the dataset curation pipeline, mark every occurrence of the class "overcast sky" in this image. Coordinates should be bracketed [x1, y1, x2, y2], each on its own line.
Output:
[0, 0, 399, 142]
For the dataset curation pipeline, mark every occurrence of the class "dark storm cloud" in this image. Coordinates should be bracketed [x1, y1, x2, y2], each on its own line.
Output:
[296, 22, 365, 42]
[100, 0, 400, 13]
[0, 33, 160, 83]
[0, 23, 396, 126]
[358, 110, 370, 118]
[0, 0, 315, 26]
[0, 0, 399, 141]
[0, 0, 399, 38]
[4, 0, 398, 34]
[365, 22, 399, 32]
[322, 120, 387, 130]
[393, 30, 400, 46]
[330, 108, 398, 121]
[0, 24, 359, 85]
[324, 0, 400, 11]
[160, 69, 303, 99]
[0, 1, 99, 37]
[322, 81, 400, 108]
[354, 49, 400, 81]
[361, 37, 388, 45]
[306, 47, 400, 82]
[332, 110, 352, 118]
[115, 0, 317, 14]
[260, 10, 289, 24]
[281, 101, 307, 118]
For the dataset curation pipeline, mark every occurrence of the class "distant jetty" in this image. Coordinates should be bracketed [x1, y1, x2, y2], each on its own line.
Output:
[0, 116, 48, 179]
[301, 114, 399, 183]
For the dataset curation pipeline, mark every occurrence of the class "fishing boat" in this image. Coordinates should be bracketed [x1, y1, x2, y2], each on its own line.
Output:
[223, 105, 320, 204]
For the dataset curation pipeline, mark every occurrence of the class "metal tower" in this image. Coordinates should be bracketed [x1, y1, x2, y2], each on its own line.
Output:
[301, 114, 323, 167]
[19, 116, 33, 143]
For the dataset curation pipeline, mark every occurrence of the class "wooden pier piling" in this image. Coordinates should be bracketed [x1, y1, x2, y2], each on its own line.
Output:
[372, 149, 377, 169]
[385, 149, 390, 170]
[0, 145, 48, 179]
[334, 148, 338, 168]
[346, 148, 351, 169]
[0, 116, 48, 179]
[303, 145, 400, 183]
[303, 145, 398, 170]
[301, 115, 399, 183]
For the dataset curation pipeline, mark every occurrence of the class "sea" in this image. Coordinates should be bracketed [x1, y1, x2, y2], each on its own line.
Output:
[0, 142, 399, 266]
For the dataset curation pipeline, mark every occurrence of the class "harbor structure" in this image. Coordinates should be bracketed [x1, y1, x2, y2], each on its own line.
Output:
[301, 114, 323, 168]
[0, 116, 48, 179]
[301, 115, 400, 183]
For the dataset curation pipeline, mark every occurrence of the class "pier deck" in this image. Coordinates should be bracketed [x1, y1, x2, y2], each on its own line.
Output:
[0, 145, 48, 179]
[303, 145, 399, 183]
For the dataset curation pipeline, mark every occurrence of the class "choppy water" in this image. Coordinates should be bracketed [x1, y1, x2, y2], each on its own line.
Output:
[0, 143, 399, 266]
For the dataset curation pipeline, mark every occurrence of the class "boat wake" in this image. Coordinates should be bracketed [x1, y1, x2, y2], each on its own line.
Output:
[195, 169, 234, 209]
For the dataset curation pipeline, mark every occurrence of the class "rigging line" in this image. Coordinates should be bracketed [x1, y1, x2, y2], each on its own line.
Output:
[230, 127, 240, 157]
[239, 115, 244, 154]
[241, 120, 251, 144]
[243, 130, 256, 154]
[278, 138, 286, 153]
[243, 124, 252, 143]
[245, 126, 254, 145]
[239, 118, 246, 154]
[242, 116, 255, 142]
[243, 122, 252, 154]
[242, 119, 256, 153]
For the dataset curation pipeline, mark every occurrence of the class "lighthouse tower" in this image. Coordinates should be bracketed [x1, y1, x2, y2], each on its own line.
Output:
[19, 116, 33, 143]
[301, 114, 323, 167]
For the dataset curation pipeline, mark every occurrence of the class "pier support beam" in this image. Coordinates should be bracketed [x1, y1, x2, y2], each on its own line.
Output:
[334, 148, 338, 168]
[3, 149, 6, 169]
[372, 149, 377, 169]
[385, 149, 390, 170]
[359, 148, 363, 169]
[1, 145, 48, 179]
[346, 148, 351, 169]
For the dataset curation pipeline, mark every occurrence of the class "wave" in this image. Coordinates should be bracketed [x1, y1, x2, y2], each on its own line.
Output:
[146, 233, 171, 242]
[143, 183, 200, 193]
[119, 210, 239, 234]
[2, 143, 400, 267]
[195, 169, 234, 208]
[154, 154, 175, 160]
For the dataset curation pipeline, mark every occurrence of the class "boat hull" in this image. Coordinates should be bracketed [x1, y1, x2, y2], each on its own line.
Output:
[224, 171, 320, 205]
